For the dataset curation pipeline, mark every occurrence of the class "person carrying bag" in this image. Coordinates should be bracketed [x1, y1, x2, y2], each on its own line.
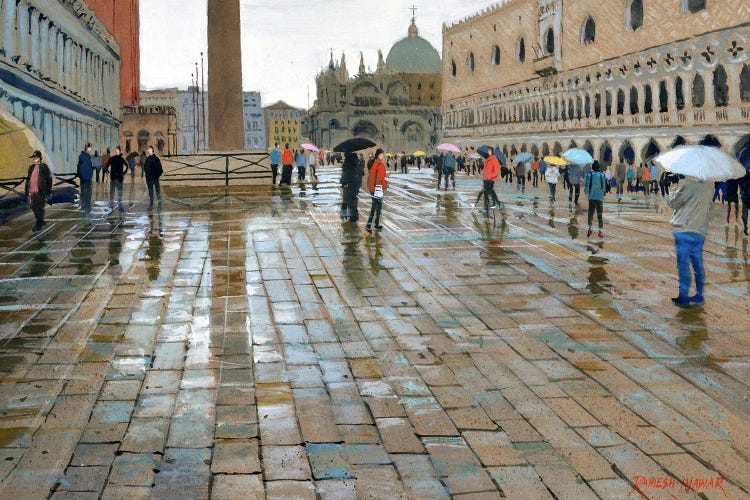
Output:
[366, 149, 388, 232]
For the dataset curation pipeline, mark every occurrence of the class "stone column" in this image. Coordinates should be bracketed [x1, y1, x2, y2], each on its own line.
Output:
[17, 0, 29, 64]
[2, 0, 16, 59]
[726, 63, 741, 105]
[57, 31, 65, 85]
[29, 7, 39, 72]
[207, 0, 245, 150]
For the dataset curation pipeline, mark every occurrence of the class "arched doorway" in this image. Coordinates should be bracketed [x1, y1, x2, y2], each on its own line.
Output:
[699, 134, 721, 147]
[620, 142, 635, 163]
[599, 142, 613, 166]
[582, 141, 594, 155]
[531, 144, 540, 158]
[0, 108, 48, 178]
[671, 135, 687, 147]
[542, 143, 550, 157]
[642, 139, 660, 161]
[553, 142, 563, 155]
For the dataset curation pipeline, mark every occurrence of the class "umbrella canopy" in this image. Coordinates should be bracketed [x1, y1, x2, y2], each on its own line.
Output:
[301, 142, 320, 152]
[653, 146, 746, 181]
[512, 152, 533, 164]
[413, 150, 427, 157]
[544, 155, 569, 166]
[477, 145, 490, 159]
[437, 143, 461, 153]
[562, 148, 594, 165]
[494, 149, 508, 166]
[386, 153, 395, 157]
[468, 153, 482, 160]
[334, 137, 377, 153]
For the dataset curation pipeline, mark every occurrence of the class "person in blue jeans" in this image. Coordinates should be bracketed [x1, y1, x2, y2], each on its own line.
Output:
[584, 161, 606, 238]
[667, 178, 713, 307]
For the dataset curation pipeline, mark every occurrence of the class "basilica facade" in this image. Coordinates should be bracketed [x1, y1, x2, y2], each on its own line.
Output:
[304, 18, 443, 154]
[442, 0, 750, 167]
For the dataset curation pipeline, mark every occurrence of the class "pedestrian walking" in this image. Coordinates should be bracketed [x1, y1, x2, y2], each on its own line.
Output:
[649, 163, 659, 194]
[101, 148, 111, 181]
[478, 147, 501, 212]
[92, 151, 102, 183]
[308, 149, 318, 179]
[400, 153, 408, 174]
[531, 157, 540, 187]
[443, 152, 456, 190]
[270, 143, 281, 185]
[435, 154, 444, 189]
[107, 146, 128, 212]
[626, 164, 635, 193]
[340, 152, 364, 222]
[366, 149, 388, 232]
[615, 162, 627, 200]
[726, 177, 740, 222]
[668, 177, 713, 307]
[76, 143, 94, 214]
[280, 143, 294, 185]
[584, 161, 607, 238]
[143, 146, 163, 211]
[739, 172, 750, 235]
[25, 150, 53, 232]
[545, 163, 560, 202]
[568, 163, 583, 205]
[514, 162, 526, 193]
[128, 155, 136, 182]
[296, 149, 306, 181]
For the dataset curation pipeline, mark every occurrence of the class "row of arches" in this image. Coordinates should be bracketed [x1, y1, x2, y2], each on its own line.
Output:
[447, 63, 750, 129]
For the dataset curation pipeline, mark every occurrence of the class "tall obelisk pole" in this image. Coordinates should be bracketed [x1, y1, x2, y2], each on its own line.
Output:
[207, 0, 244, 150]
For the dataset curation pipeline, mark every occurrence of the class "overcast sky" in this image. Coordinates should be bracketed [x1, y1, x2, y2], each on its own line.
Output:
[139, 0, 500, 109]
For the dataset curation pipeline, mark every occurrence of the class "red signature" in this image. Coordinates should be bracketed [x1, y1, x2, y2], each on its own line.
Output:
[630, 476, 726, 498]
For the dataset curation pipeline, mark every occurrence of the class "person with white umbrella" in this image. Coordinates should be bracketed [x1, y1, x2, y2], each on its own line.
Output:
[656, 145, 746, 307]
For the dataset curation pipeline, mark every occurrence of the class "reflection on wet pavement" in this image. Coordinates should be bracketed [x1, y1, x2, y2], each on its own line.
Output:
[0, 166, 749, 498]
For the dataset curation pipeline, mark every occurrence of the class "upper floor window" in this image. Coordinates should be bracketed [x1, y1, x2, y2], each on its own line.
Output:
[517, 37, 526, 63]
[545, 28, 555, 55]
[451, 60, 457, 76]
[581, 16, 596, 44]
[683, 0, 706, 13]
[629, 0, 644, 30]
[469, 52, 475, 72]
[491, 45, 501, 66]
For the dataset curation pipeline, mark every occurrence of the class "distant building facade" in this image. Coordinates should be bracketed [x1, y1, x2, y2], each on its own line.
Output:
[243, 91, 266, 149]
[0, 0, 121, 177]
[140, 88, 206, 155]
[265, 101, 303, 149]
[304, 18, 443, 153]
[120, 104, 177, 157]
[442, 0, 750, 167]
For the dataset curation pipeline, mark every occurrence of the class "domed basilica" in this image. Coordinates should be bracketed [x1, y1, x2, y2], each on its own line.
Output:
[303, 17, 442, 153]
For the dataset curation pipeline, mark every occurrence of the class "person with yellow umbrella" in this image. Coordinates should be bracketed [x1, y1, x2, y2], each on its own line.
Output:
[544, 155, 567, 202]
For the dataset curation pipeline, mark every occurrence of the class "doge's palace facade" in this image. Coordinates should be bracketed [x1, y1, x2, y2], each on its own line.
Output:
[442, 0, 750, 167]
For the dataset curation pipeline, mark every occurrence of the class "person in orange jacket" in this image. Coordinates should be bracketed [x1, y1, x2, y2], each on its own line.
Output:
[478, 148, 502, 212]
[280, 143, 294, 185]
[366, 149, 388, 232]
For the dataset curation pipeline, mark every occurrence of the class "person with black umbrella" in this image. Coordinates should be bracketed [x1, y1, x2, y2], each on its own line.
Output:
[340, 152, 364, 222]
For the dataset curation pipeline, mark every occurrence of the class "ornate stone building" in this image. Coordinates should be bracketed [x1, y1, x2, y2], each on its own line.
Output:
[120, 105, 177, 157]
[244, 91, 266, 149]
[0, 0, 121, 177]
[442, 0, 750, 168]
[140, 87, 206, 155]
[304, 18, 443, 153]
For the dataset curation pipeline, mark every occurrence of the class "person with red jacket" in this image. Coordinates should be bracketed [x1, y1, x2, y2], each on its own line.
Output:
[366, 149, 388, 232]
[479, 148, 502, 212]
[280, 143, 294, 185]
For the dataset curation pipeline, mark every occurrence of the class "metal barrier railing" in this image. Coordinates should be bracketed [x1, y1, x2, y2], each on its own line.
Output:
[162, 151, 272, 186]
[0, 173, 78, 203]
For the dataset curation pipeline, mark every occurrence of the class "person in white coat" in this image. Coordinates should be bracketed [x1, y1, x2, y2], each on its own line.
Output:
[545, 164, 561, 201]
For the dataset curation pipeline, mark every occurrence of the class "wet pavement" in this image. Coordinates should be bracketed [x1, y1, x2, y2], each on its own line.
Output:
[0, 168, 748, 499]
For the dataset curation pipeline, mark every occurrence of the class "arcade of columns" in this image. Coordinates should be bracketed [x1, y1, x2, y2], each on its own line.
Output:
[0, 0, 120, 173]
[444, 28, 750, 164]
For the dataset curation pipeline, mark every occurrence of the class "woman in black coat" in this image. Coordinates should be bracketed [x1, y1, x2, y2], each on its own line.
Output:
[340, 152, 364, 222]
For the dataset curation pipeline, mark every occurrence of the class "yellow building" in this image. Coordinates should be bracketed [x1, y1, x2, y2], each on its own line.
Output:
[264, 101, 303, 150]
[442, 0, 750, 167]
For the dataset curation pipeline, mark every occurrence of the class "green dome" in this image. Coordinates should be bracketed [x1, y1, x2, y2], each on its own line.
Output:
[386, 21, 441, 74]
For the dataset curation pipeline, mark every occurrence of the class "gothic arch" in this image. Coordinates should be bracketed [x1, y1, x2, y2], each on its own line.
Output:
[619, 141, 635, 163]
[352, 120, 380, 139]
[553, 142, 563, 155]
[617, 89, 625, 114]
[531, 144, 540, 158]
[542, 143, 550, 157]
[628, 0, 644, 31]
[699, 134, 721, 147]
[692, 73, 705, 108]
[671, 135, 687, 147]
[642, 139, 660, 161]
[352, 80, 379, 96]
[600, 142, 613, 166]
[741, 64, 750, 102]
[582, 141, 594, 155]
[581, 16, 596, 44]
[713, 65, 729, 107]
[659, 80, 668, 112]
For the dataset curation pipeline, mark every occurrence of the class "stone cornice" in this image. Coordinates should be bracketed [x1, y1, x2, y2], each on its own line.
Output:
[60, 0, 120, 57]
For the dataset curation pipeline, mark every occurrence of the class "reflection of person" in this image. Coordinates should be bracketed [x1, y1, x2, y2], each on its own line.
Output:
[25, 150, 53, 232]
[584, 161, 607, 238]
[668, 178, 713, 307]
[270, 143, 281, 185]
[366, 149, 388, 232]
[340, 152, 364, 222]
[108, 147, 128, 211]
[144, 146, 163, 211]
[77, 143, 94, 214]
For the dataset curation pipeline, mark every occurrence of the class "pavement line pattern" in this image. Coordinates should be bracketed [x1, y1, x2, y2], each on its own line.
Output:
[0, 169, 748, 499]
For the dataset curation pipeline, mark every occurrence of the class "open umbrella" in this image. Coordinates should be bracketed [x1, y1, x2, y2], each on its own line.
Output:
[494, 149, 508, 167]
[653, 146, 746, 181]
[477, 145, 491, 159]
[334, 137, 377, 153]
[301, 142, 320, 152]
[437, 143, 461, 153]
[543, 155, 569, 166]
[468, 153, 482, 160]
[562, 148, 594, 165]
[512, 152, 533, 164]
[413, 150, 427, 157]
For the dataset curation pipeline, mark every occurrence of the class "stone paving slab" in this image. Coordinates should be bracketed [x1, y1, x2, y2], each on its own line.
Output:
[0, 169, 749, 498]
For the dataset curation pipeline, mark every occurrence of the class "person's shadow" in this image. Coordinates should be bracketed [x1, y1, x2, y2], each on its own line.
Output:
[365, 232, 383, 275]
[341, 224, 368, 289]
[568, 213, 579, 240]
[676, 307, 708, 354]
[145, 213, 164, 281]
